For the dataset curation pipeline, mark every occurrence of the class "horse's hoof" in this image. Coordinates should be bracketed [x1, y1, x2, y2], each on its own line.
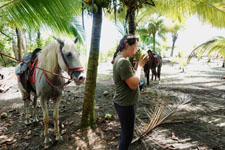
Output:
[55, 135, 63, 141]
[44, 143, 50, 149]
[44, 138, 52, 149]
[25, 120, 32, 125]
[32, 118, 39, 123]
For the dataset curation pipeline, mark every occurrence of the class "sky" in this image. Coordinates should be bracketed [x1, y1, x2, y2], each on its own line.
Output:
[83, 14, 225, 57]
[84, 15, 121, 54]
[174, 16, 225, 56]
[42, 14, 224, 58]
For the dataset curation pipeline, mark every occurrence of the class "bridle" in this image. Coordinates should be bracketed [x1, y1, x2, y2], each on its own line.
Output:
[59, 43, 84, 74]
[43, 41, 84, 88]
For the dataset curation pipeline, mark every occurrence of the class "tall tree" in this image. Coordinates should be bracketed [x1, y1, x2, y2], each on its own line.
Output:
[167, 24, 183, 57]
[21, 30, 27, 53]
[81, 6, 103, 128]
[136, 17, 167, 52]
[15, 28, 22, 60]
[81, 0, 111, 128]
[119, 0, 225, 36]
[121, 0, 155, 35]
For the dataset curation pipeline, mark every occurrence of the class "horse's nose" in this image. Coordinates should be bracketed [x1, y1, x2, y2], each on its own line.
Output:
[74, 74, 85, 85]
[78, 73, 86, 81]
[79, 76, 84, 80]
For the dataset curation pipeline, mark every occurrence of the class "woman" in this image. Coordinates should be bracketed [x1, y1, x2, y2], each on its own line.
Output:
[112, 34, 148, 150]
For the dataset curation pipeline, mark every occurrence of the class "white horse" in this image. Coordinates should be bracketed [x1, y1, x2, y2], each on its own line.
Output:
[16, 37, 85, 148]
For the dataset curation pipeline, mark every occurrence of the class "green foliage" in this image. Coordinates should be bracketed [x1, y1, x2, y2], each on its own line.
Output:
[155, 0, 225, 28]
[136, 16, 168, 52]
[0, 25, 16, 66]
[187, 36, 225, 63]
[68, 17, 86, 44]
[1, 0, 81, 33]
[83, 0, 112, 15]
[0, 37, 16, 66]
[84, 0, 110, 8]
[0, 1, 86, 67]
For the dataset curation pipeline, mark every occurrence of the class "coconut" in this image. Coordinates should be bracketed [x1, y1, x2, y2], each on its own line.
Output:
[104, 114, 112, 120]
[135, 50, 148, 61]
[1, 112, 8, 119]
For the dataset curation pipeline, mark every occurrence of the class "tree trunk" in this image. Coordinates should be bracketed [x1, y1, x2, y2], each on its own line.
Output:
[128, 9, 136, 65]
[12, 36, 18, 59]
[170, 33, 178, 57]
[16, 28, 22, 60]
[37, 30, 42, 48]
[128, 9, 136, 35]
[153, 32, 156, 52]
[81, 6, 102, 128]
[21, 31, 27, 53]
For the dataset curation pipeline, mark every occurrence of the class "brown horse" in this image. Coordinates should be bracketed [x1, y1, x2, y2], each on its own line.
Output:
[144, 50, 162, 85]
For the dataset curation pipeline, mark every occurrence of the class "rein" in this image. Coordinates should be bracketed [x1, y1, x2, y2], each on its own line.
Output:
[0, 51, 72, 81]
[42, 43, 84, 88]
[42, 70, 71, 88]
[1, 41, 84, 89]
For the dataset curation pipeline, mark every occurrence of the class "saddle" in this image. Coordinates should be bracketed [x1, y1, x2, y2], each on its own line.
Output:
[16, 48, 41, 94]
[152, 53, 161, 68]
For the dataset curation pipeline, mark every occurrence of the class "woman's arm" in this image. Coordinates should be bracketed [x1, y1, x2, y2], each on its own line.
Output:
[125, 55, 148, 90]
[125, 65, 142, 90]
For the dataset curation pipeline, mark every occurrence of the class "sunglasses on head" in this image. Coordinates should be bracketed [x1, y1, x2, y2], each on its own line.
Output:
[126, 37, 139, 45]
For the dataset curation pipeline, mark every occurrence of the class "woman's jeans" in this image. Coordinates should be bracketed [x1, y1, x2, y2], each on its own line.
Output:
[114, 103, 136, 150]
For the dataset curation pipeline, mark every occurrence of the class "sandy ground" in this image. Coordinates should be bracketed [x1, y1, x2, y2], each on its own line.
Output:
[0, 57, 225, 150]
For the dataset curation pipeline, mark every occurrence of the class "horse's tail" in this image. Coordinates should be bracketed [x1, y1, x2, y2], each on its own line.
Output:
[157, 57, 162, 80]
[157, 65, 161, 80]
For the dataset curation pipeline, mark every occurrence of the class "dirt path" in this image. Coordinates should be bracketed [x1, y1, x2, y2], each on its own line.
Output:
[0, 57, 225, 150]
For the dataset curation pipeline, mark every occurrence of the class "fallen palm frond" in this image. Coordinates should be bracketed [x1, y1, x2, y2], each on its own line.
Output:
[132, 94, 191, 144]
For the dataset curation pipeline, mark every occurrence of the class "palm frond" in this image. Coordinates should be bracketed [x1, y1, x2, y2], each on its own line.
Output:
[68, 17, 86, 44]
[1, 0, 81, 33]
[187, 36, 225, 64]
[156, 0, 225, 28]
[115, 21, 127, 36]
[132, 94, 192, 143]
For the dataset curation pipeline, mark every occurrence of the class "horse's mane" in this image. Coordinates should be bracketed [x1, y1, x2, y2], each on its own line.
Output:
[37, 39, 77, 79]
[38, 41, 59, 76]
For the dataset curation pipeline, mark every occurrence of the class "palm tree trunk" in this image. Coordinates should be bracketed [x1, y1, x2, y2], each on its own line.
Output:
[170, 33, 178, 57]
[12, 36, 17, 59]
[153, 32, 156, 52]
[127, 9, 136, 65]
[170, 41, 175, 57]
[128, 9, 136, 35]
[16, 28, 22, 60]
[21, 30, 27, 53]
[81, 6, 102, 128]
[37, 30, 42, 48]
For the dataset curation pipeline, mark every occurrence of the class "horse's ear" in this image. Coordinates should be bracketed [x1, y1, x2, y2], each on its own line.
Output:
[57, 39, 64, 46]
[52, 36, 64, 46]
[74, 37, 79, 44]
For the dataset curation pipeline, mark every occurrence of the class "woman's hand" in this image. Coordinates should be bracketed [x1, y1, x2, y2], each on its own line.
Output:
[138, 54, 149, 68]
